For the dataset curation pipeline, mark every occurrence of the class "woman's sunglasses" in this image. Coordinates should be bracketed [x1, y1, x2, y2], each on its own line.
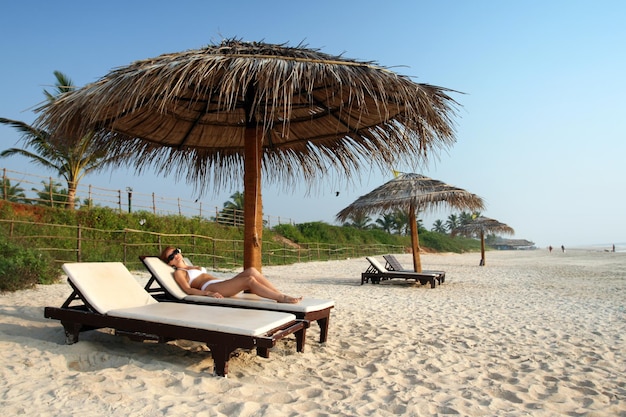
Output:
[167, 248, 181, 263]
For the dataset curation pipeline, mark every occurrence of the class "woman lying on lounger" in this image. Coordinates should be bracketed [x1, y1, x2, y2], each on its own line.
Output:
[160, 246, 302, 304]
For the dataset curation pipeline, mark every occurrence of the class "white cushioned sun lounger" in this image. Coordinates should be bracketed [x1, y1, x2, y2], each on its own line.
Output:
[140, 256, 334, 343]
[44, 262, 307, 376]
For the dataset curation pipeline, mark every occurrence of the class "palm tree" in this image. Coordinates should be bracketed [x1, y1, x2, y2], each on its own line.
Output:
[32, 180, 68, 208]
[391, 210, 411, 235]
[375, 213, 396, 234]
[0, 178, 27, 203]
[445, 213, 459, 232]
[431, 219, 447, 234]
[0, 71, 125, 210]
[223, 191, 244, 211]
[342, 212, 373, 229]
[459, 211, 481, 225]
[218, 191, 244, 226]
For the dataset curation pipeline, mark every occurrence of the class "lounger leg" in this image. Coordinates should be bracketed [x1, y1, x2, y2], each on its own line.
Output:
[60, 321, 82, 344]
[208, 345, 237, 377]
[295, 327, 307, 353]
[256, 347, 270, 358]
[430, 278, 436, 289]
[317, 318, 329, 343]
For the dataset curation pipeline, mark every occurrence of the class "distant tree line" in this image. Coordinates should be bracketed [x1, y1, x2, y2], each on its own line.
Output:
[341, 210, 482, 236]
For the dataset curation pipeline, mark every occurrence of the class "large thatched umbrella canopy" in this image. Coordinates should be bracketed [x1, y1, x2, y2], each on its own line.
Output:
[336, 173, 485, 272]
[451, 216, 514, 266]
[36, 39, 462, 270]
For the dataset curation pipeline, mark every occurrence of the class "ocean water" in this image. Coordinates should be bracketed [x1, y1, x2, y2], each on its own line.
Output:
[572, 242, 626, 253]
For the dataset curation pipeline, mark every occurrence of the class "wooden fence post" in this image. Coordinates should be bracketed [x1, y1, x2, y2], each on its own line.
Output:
[49, 177, 54, 207]
[77, 224, 82, 262]
[212, 239, 216, 269]
[2, 168, 7, 201]
[123, 229, 127, 264]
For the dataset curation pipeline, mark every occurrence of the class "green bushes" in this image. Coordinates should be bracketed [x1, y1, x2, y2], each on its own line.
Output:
[274, 221, 412, 246]
[419, 231, 480, 253]
[0, 235, 60, 291]
[272, 221, 481, 253]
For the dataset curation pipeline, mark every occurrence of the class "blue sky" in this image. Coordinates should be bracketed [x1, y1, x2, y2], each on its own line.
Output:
[1, 0, 624, 248]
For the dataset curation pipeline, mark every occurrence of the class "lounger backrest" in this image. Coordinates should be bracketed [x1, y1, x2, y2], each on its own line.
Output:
[142, 257, 188, 300]
[383, 255, 404, 271]
[62, 262, 157, 314]
[366, 256, 386, 273]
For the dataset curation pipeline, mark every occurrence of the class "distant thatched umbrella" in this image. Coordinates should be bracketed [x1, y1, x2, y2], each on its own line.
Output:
[36, 39, 461, 270]
[451, 216, 514, 266]
[336, 173, 485, 272]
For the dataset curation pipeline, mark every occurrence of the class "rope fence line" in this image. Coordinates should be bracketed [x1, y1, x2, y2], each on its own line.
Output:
[1, 167, 294, 228]
[0, 219, 405, 271]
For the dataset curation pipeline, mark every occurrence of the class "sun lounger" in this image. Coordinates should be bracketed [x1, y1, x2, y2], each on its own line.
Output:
[382, 254, 446, 285]
[140, 256, 334, 343]
[44, 262, 308, 377]
[361, 257, 439, 288]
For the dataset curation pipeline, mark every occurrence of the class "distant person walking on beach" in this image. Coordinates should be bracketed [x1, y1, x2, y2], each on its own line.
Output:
[549, 245, 553, 253]
[613, 244, 616, 252]
[561, 245, 565, 253]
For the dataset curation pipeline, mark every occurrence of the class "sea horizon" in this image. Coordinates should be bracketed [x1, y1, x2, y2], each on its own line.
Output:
[569, 242, 626, 252]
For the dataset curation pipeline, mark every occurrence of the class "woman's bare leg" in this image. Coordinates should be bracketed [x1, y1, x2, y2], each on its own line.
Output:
[236, 267, 280, 292]
[208, 275, 301, 303]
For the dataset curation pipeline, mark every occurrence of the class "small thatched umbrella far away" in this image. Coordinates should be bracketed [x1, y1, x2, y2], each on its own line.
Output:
[451, 216, 514, 266]
[336, 173, 485, 273]
[36, 39, 462, 271]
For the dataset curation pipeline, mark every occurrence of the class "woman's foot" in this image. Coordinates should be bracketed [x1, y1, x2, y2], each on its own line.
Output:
[279, 295, 302, 304]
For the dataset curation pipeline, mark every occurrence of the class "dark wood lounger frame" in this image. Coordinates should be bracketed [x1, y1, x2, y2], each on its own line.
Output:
[44, 280, 308, 377]
[140, 256, 333, 344]
[361, 257, 444, 288]
[361, 269, 438, 287]
[382, 254, 446, 285]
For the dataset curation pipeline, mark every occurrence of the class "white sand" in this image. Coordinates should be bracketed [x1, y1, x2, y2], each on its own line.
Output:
[1, 249, 625, 416]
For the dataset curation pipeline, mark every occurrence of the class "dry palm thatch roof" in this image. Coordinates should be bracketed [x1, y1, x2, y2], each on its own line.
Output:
[451, 216, 515, 238]
[336, 173, 485, 221]
[35, 39, 462, 193]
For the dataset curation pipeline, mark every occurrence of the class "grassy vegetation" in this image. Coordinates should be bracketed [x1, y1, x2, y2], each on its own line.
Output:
[0, 201, 480, 291]
[0, 234, 59, 291]
[273, 221, 480, 253]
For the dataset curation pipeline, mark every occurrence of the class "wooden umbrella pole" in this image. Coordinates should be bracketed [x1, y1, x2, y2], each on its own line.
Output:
[409, 205, 423, 273]
[243, 127, 263, 271]
[480, 230, 486, 266]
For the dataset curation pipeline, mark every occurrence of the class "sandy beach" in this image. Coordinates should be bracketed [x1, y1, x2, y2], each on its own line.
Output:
[1, 249, 625, 416]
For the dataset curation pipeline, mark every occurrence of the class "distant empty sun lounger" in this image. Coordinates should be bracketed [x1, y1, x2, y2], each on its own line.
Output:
[140, 256, 335, 343]
[382, 254, 446, 285]
[361, 257, 440, 288]
[44, 262, 308, 377]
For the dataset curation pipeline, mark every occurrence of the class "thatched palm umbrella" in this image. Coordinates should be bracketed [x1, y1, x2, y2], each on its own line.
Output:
[451, 216, 514, 266]
[36, 39, 461, 270]
[336, 173, 485, 272]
